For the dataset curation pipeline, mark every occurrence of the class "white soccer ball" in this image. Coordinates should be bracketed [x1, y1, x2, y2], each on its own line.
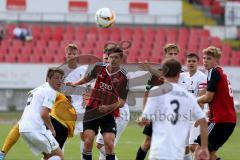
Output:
[95, 8, 116, 28]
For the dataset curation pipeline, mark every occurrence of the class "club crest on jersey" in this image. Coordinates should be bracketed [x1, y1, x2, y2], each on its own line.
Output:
[100, 82, 112, 91]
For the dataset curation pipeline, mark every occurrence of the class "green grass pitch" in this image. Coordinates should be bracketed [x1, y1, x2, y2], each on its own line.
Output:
[0, 112, 240, 160]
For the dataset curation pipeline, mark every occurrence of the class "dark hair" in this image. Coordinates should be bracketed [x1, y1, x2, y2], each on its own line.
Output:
[46, 67, 64, 79]
[186, 53, 199, 61]
[162, 58, 181, 78]
[104, 46, 123, 58]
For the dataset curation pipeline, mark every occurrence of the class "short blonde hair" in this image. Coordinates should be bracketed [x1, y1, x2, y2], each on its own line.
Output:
[203, 46, 221, 59]
[65, 43, 78, 52]
[163, 43, 180, 54]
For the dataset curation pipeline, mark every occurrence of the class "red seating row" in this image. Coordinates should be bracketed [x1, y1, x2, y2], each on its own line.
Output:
[0, 24, 239, 66]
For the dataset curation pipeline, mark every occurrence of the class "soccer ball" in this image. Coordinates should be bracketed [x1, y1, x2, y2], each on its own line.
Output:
[95, 8, 116, 28]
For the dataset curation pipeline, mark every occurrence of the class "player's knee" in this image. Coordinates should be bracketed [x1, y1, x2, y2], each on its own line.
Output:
[84, 138, 93, 151]
[96, 143, 104, 149]
[104, 140, 114, 153]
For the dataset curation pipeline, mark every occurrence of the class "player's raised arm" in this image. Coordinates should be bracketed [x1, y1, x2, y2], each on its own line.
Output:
[139, 61, 163, 78]
[65, 63, 100, 87]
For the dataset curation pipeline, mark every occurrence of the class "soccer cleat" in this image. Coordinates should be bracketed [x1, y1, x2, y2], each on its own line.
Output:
[0, 151, 5, 160]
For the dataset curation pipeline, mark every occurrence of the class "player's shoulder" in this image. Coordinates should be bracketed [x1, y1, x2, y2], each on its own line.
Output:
[41, 82, 57, 95]
[119, 68, 128, 79]
[196, 70, 207, 77]
[173, 83, 195, 98]
[180, 71, 188, 78]
[75, 64, 88, 71]
[208, 66, 222, 80]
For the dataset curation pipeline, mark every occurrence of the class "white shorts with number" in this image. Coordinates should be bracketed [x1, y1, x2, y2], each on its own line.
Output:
[96, 105, 130, 145]
[20, 130, 59, 155]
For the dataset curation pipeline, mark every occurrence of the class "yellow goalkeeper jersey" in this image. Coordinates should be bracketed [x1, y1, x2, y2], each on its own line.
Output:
[50, 92, 77, 137]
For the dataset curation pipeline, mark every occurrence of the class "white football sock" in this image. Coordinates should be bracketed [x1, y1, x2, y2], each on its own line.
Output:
[98, 146, 106, 160]
[48, 156, 61, 160]
[80, 140, 84, 160]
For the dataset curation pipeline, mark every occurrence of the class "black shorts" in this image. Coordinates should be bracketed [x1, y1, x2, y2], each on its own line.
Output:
[83, 108, 116, 135]
[143, 122, 152, 137]
[195, 122, 235, 152]
[51, 116, 68, 149]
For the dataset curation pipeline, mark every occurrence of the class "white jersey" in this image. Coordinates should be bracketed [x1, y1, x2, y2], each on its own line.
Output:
[143, 83, 205, 160]
[19, 82, 57, 133]
[178, 70, 207, 97]
[62, 65, 88, 113]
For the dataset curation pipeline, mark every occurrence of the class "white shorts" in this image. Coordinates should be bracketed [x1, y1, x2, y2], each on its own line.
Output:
[74, 121, 83, 135]
[20, 130, 59, 155]
[96, 111, 129, 145]
[74, 107, 85, 135]
[189, 124, 200, 145]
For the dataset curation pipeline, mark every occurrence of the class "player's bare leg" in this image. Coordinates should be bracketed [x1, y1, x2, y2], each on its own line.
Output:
[103, 133, 115, 160]
[80, 132, 84, 159]
[83, 130, 95, 160]
[136, 135, 151, 160]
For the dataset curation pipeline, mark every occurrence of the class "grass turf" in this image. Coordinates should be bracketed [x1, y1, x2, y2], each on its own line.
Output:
[0, 112, 240, 159]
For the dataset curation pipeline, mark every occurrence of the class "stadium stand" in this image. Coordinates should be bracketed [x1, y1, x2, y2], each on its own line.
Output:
[0, 24, 239, 66]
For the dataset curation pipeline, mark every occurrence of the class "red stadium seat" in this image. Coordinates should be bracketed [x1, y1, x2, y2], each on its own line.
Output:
[21, 47, 32, 55]
[53, 55, 65, 63]
[17, 54, 29, 63]
[36, 40, 47, 48]
[32, 47, 45, 56]
[210, 37, 221, 48]
[5, 55, 17, 63]
[42, 25, 52, 33]
[0, 54, 5, 62]
[230, 58, 240, 66]
[109, 34, 121, 41]
[41, 54, 54, 63]
[29, 54, 42, 63]
[6, 24, 16, 35]
[9, 47, 21, 55]
[66, 25, 75, 33]
[0, 47, 8, 55]
[48, 41, 59, 48]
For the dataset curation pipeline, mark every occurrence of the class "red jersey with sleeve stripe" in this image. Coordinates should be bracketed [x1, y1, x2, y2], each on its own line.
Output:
[86, 62, 128, 117]
[207, 66, 236, 123]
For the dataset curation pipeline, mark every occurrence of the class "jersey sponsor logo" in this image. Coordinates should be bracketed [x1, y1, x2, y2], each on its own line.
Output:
[100, 82, 113, 91]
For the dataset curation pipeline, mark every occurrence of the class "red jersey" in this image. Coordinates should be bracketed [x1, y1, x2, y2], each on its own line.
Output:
[207, 66, 236, 123]
[87, 62, 128, 117]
